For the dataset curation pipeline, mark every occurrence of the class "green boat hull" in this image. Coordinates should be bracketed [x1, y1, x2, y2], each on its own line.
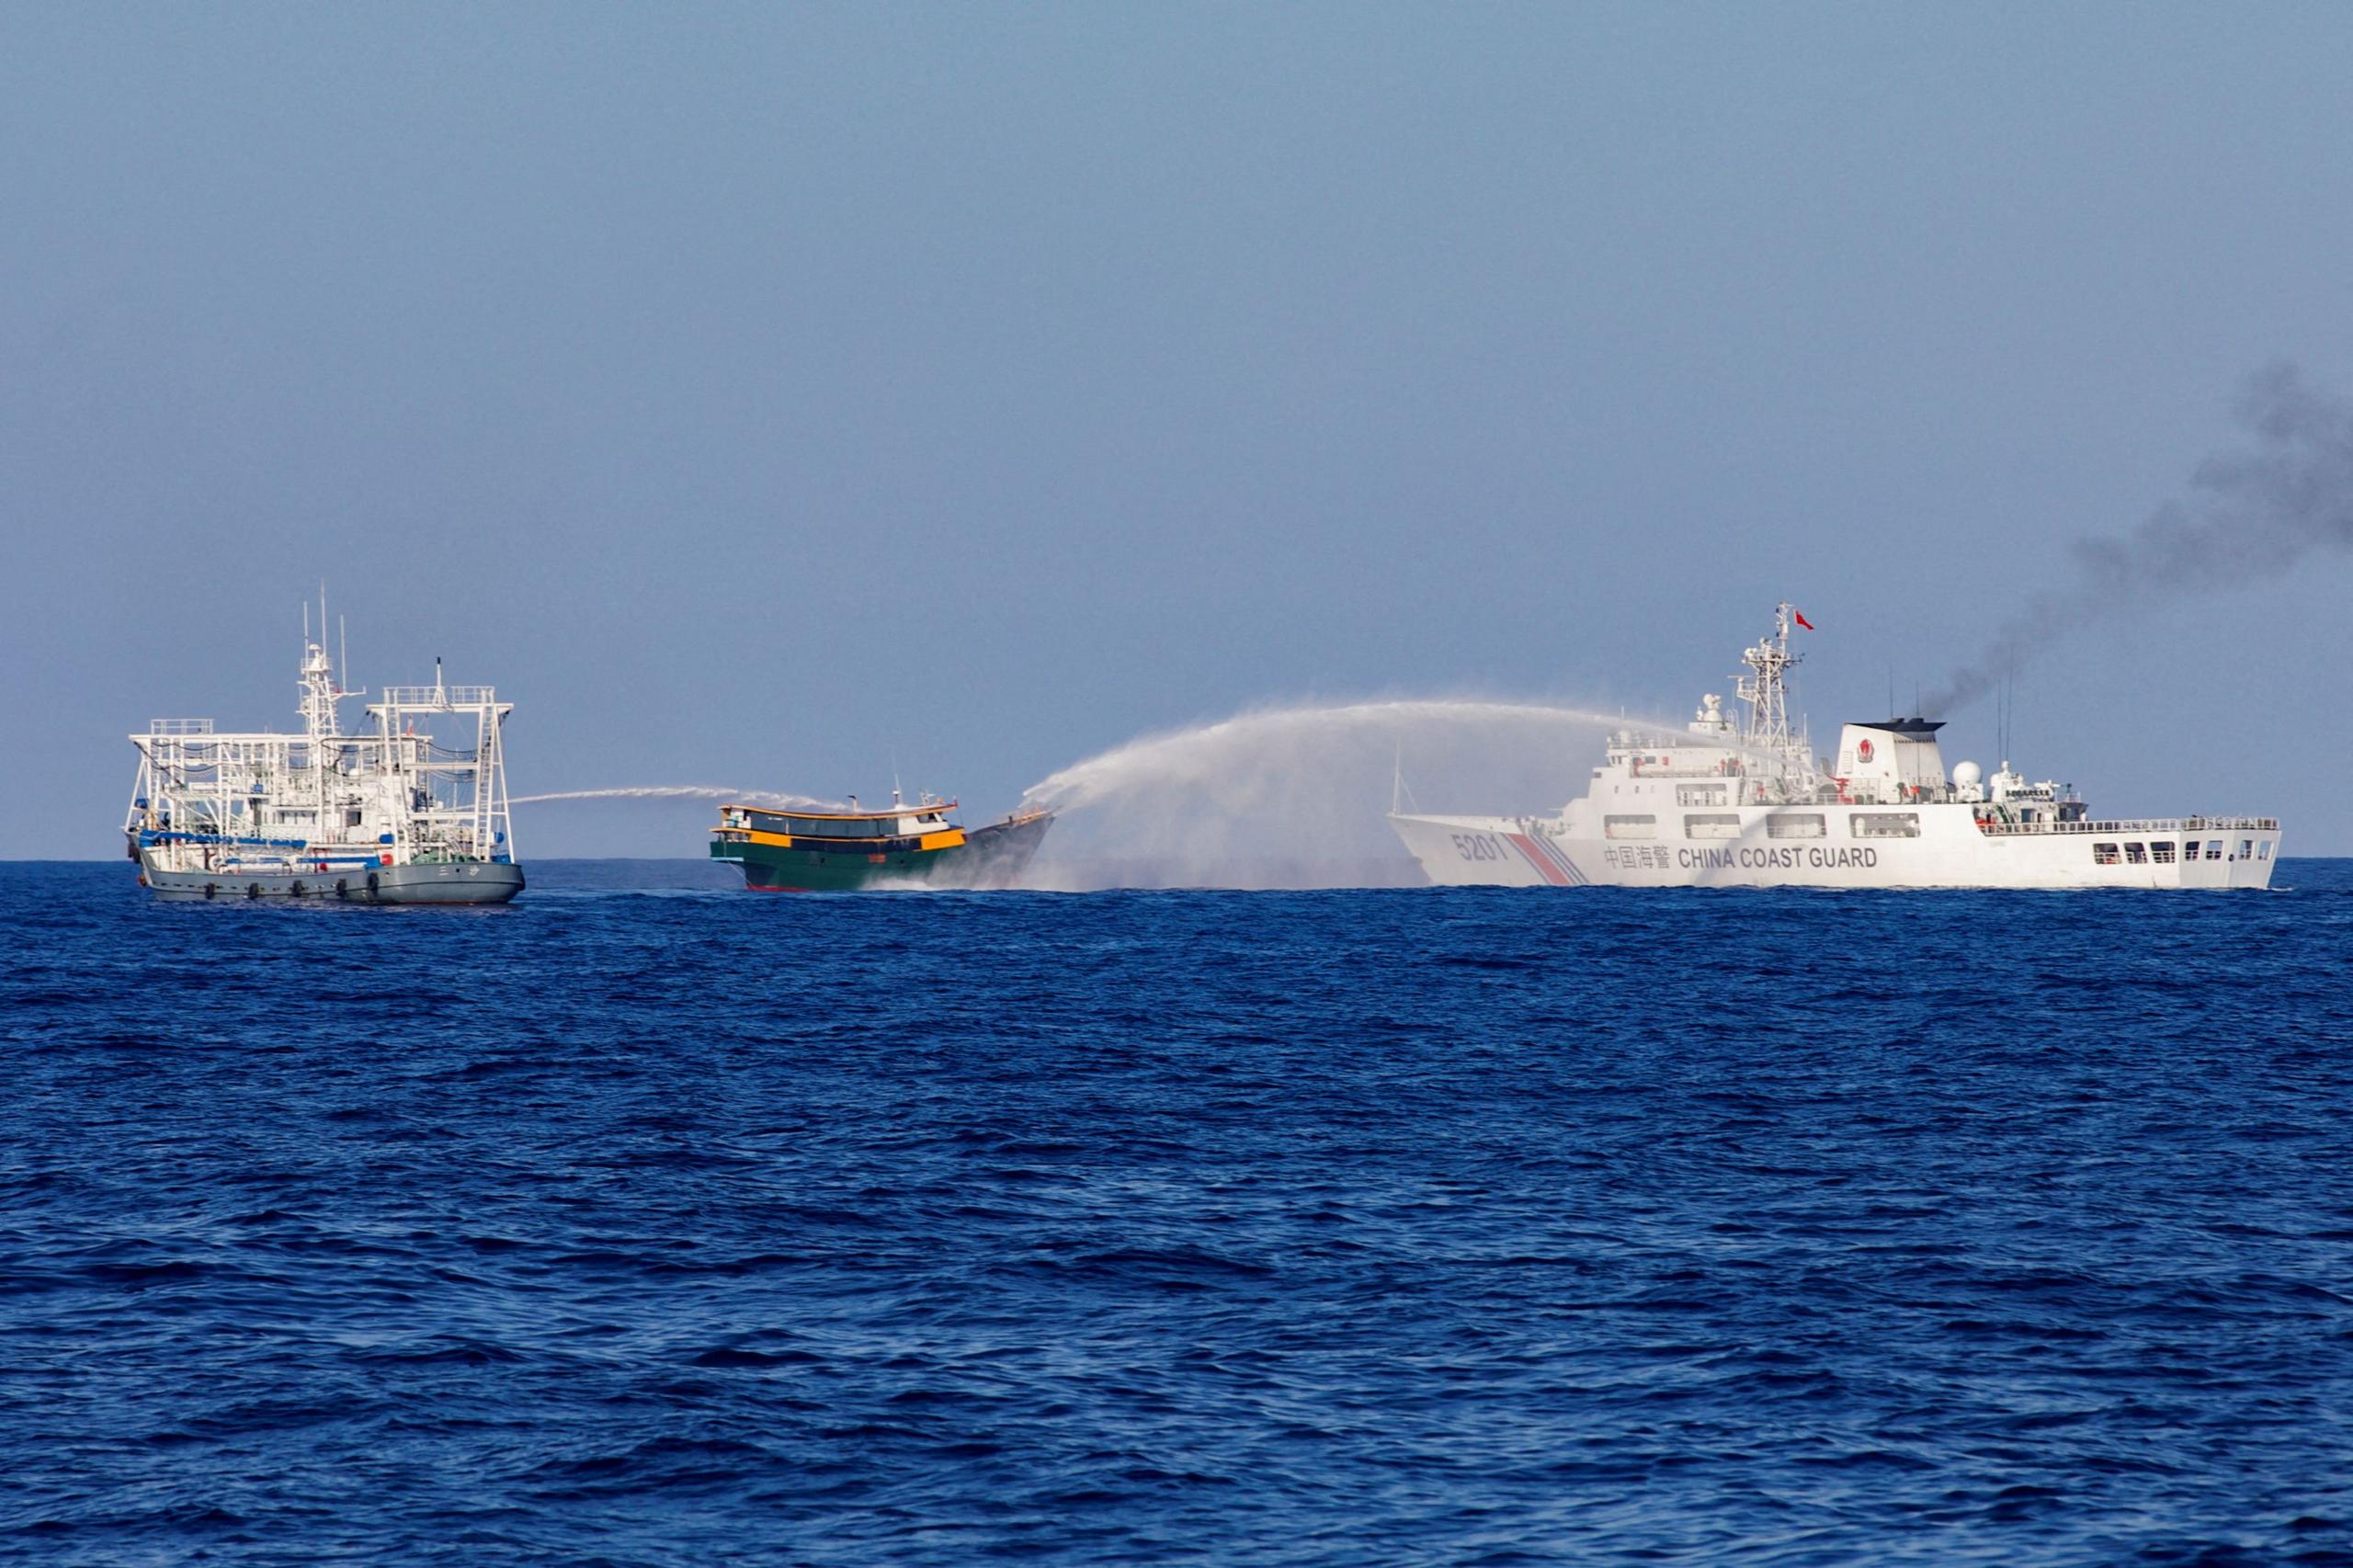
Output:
[711, 812, 1052, 892]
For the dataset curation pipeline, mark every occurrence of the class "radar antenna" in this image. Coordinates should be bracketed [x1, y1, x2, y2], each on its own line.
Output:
[1733, 602, 1813, 781]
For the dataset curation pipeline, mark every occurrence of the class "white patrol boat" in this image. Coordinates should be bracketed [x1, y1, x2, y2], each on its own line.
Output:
[125, 607, 523, 903]
[1390, 604, 2280, 890]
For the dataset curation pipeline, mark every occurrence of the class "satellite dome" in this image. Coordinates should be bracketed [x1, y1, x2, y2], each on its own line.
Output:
[1953, 760, 1983, 787]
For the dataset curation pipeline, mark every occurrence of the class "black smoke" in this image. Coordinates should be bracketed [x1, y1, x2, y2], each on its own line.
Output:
[1927, 362, 2353, 714]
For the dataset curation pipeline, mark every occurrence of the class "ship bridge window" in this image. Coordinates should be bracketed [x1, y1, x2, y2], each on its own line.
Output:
[1677, 784, 1727, 807]
[2206, 842, 2223, 860]
[2124, 842, 2147, 864]
[1683, 812, 1741, 839]
[2182, 840, 2200, 859]
[2092, 842, 2120, 866]
[1604, 814, 1657, 840]
[1850, 812, 1920, 839]
[787, 818, 876, 840]
[2238, 839, 2254, 859]
[2152, 842, 2177, 864]
[2258, 841, 2273, 861]
[1767, 813, 1824, 840]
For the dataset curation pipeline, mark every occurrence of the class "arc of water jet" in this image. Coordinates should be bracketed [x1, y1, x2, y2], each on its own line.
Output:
[511, 785, 847, 811]
[1019, 698, 1741, 814]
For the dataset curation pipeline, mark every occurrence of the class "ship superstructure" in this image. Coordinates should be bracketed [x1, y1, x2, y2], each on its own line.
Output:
[1390, 604, 2280, 890]
[125, 614, 523, 903]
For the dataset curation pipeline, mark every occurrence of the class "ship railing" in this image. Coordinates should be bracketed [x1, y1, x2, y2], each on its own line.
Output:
[1977, 816, 2279, 836]
[148, 718, 215, 734]
[377, 685, 498, 706]
[1628, 765, 1768, 779]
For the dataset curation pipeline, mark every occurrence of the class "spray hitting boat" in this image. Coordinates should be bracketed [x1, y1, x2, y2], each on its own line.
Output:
[1390, 603, 2280, 890]
[125, 611, 522, 903]
[710, 791, 1051, 892]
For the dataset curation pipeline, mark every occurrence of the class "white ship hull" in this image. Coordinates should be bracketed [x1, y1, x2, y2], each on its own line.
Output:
[1391, 807, 2280, 891]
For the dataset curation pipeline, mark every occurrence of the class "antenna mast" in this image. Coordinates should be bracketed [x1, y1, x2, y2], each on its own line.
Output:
[1734, 603, 1802, 756]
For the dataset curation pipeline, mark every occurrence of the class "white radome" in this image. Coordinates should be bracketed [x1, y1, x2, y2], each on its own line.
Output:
[1388, 604, 2279, 891]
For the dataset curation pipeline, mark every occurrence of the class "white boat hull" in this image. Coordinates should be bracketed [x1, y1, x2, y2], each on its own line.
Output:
[1390, 808, 2280, 890]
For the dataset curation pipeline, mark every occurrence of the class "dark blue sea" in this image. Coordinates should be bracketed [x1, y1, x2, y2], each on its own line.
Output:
[8, 860, 2353, 1566]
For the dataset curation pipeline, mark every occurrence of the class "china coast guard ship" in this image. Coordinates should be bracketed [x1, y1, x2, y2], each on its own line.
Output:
[124, 613, 523, 903]
[1389, 604, 2280, 890]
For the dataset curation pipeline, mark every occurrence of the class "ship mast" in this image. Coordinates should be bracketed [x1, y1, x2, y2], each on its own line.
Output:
[299, 586, 343, 741]
[1734, 602, 1813, 781]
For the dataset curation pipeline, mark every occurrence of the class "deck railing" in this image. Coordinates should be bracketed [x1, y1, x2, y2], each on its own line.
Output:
[377, 685, 498, 706]
[1977, 816, 2278, 836]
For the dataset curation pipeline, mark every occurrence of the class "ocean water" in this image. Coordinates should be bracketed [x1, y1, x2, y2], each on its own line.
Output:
[7, 859, 2353, 1566]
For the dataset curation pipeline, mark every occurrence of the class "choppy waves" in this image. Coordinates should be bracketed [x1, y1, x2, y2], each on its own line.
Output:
[5, 862, 2353, 1564]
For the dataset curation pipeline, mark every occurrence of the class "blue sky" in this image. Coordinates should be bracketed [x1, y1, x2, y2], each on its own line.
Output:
[6, 5, 2350, 857]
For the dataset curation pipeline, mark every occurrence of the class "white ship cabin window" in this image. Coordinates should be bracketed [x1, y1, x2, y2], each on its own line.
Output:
[1684, 813, 1741, 839]
[2206, 842, 2223, 860]
[2092, 842, 2120, 866]
[1767, 813, 1824, 840]
[1604, 814, 1657, 840]
[1850, 812, 1920, 839]
[1677, 784, 1727, 807]
[2152, 842, 2177, 864]
[2181, 840, 2200, 859]
[346, 809, 364, 828]
[2237, 839, 2254, 859]
[2258, 841, 2273, 860]
[2123, 842, 2147, 864]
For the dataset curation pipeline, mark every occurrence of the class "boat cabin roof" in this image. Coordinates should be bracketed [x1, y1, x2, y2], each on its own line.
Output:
[725, 801, 956, 823]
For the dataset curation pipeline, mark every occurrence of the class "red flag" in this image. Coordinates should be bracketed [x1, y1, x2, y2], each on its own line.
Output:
[1793, 609, 1815, 631]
